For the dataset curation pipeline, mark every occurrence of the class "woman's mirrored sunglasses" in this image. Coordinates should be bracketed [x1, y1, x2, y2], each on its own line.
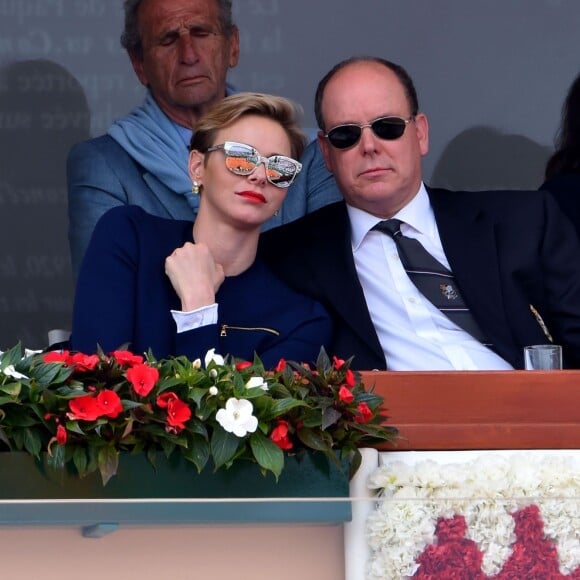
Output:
[206, 141, 302, 188]
[324, 116, 414, 150]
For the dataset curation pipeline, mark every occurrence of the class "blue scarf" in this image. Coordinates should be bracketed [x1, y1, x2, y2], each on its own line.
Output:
[108, 91, 194, 204]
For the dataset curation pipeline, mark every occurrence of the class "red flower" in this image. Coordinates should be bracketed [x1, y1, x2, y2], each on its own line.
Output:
[70, 352, 100, 371]
[127, 364, 159, 397]
[344, 369, 356, 388]
[156, 392, 190, 431]
[68, 395, 102, 421]
[354, 402, 373, 423]
[96, 390, 122, 419]
[156, 392, 178, 408]
[43, 350, 72, 365]
[111, 350, 144, 367]
[270, 420, 293, 450]
[56, 424, 67, 445]
[275, 358, 286, 372]
[236, 361, 253, 371]
[338, 385, 354, 403]
[166, 398, 191, 431]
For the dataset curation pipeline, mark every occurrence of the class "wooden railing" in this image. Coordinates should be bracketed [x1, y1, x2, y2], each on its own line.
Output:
[360, 370, 580, 450]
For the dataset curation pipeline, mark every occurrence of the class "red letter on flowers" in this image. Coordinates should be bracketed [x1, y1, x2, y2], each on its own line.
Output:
[270, 420, 293, 450]
[127, 364, 159, 397]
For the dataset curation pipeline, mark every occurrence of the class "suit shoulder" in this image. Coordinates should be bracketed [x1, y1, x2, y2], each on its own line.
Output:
[260, 202, 345, 250]
[430, 186, 549, 211]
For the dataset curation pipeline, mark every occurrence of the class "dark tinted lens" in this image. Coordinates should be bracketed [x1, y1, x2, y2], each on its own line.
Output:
[372, 117, 407, 140]
[326, 126, 362, 149]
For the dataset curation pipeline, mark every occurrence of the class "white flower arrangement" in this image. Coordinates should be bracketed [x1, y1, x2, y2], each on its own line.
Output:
[366, 452, 580, 579]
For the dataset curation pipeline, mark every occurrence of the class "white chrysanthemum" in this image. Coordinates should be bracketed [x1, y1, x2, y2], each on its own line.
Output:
[245, 376, 268, 391]
[204, 348, 224, 368]
[215, 398, 258, 437]
[366, 453, 580, 578]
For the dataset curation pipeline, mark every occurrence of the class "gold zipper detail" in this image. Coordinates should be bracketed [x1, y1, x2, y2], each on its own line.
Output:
[220, 324, 280, 337]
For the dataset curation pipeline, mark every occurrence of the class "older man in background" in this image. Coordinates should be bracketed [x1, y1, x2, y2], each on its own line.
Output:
[67, 0, 339, 277]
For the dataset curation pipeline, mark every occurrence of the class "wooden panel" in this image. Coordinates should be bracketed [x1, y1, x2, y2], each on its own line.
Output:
[360, 370, 580, 450]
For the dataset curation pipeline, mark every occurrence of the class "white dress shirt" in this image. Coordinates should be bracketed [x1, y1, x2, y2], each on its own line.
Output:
[348, 184, 513, 370]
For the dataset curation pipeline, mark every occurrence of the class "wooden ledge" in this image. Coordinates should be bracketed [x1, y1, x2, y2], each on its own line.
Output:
[360, 370, 580, 450]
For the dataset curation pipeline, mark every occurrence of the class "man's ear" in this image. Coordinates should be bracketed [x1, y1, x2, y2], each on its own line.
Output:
[129, 52, 148, 87]
[414, 113, 429, 157]
[188, 150, 205, 183]
[228, 25, 240, 68]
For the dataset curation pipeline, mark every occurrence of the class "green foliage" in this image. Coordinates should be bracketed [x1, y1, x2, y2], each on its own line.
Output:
[0, 345, 398, 485]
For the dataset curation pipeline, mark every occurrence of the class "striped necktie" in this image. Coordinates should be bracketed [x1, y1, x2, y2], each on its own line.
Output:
[373, 219, 489, 344]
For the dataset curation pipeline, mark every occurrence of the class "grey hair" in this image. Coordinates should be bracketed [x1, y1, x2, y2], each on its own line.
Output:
[120, 0, 235, 59]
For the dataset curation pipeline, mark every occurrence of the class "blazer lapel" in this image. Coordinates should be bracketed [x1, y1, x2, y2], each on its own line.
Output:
[143, 172, 198, 218]
[309, 204, 385, 364]
[428, 188, 516, 360]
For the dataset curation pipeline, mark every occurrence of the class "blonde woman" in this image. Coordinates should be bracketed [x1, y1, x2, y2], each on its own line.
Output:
[72, 93, 331, 366]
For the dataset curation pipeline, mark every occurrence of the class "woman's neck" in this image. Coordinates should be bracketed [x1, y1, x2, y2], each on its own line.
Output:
[192, 214, 260, 276]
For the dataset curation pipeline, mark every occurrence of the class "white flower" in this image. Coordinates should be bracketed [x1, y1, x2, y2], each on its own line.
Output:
[208, 386, 218, 396]
[204, 348, 224, 368]
[245, 376, 269, 391]
[209, 369, 218, 379]
[192, 358, 202, 369]
[3, 365, 28, 380]
[24, 349, 42, 357]
[216, 398, 258, 437]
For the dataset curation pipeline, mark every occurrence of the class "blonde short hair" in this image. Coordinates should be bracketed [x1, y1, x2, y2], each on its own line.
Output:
[190, 92, 307, 160]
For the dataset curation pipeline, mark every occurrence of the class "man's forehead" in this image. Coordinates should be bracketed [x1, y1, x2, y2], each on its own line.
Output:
[140, 0, 220, 29]
[322, 65, 407, 122]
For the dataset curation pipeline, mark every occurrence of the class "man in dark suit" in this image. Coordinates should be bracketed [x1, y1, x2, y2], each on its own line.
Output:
[261, 56, 580, 370]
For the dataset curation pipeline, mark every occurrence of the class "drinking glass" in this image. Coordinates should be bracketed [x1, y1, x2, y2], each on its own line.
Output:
[524, 345, 562, 370]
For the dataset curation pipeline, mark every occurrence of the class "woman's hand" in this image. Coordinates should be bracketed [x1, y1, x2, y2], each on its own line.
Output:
[165, 242, 225, 311]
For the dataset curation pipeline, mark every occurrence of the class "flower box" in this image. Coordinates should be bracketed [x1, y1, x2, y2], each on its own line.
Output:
[0, 451, 350, 529]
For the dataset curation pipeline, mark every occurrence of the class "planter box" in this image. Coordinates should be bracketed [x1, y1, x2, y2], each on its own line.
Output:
[0, 452, 350, 530]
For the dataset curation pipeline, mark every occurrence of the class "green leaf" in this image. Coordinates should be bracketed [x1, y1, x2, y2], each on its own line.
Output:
[297, 426, 333, 452]
[72, 446, 88, 477]
[22, 427, 42, 456]
[0, 344, 24, 368]
[98, 446, 119, 486]
[249, 431, 283, 479]
[210, 427, 240, 470]
[183, 435, 210, 472]
[46, 442, 66, 472]
[0, 382, 21, 397]
[263, 398, 307, 420]
[322, 407, 342, 430]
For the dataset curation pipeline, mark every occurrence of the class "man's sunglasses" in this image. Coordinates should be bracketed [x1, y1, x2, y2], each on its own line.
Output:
[206, 141, 302, 188]
[324, 116, 414, 150]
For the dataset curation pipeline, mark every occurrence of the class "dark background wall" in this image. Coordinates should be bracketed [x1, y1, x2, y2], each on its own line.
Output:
[0, 0, 578, 349]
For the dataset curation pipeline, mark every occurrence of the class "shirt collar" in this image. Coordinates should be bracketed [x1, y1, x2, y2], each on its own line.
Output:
[348, 182, 434, 250]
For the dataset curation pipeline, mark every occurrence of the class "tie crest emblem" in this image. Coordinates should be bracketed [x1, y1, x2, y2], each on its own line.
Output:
[440, 284, 459, 300]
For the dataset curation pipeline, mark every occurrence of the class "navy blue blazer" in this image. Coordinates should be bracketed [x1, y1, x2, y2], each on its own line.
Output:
[260, 189, 580, 370]
[71, 206, 332, 368]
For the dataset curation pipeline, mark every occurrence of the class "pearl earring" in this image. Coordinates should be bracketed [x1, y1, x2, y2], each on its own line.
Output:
[192, 181, 200, 195]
